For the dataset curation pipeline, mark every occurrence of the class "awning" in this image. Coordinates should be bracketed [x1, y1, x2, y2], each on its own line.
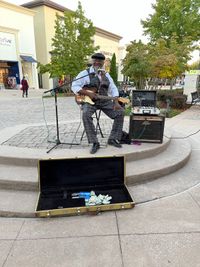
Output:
[20, 55, 37, 63]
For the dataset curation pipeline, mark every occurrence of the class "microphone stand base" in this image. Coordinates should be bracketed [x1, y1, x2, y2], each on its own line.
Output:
[46, 140, 80, 154]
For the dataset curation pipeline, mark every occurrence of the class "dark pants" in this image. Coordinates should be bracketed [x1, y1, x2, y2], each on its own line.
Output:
[22, 89, 28, 97]
[82, 100, 124, 143]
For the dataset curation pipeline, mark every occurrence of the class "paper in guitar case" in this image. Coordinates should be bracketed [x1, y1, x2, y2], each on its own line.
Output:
[36, 156, 134, 217]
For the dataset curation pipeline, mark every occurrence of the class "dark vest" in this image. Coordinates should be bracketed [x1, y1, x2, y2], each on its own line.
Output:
[84, 69, 110, 96]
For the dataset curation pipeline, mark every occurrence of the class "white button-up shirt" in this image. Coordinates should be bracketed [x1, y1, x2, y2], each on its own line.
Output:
[71, 66, 119, 97]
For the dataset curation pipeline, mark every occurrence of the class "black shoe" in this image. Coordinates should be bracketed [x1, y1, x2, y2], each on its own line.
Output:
[90, 142, 100, 154]
[108, 139, 122, 148]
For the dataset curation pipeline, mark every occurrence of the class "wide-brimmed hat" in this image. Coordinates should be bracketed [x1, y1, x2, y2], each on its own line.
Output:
[91, 53, 105, 60]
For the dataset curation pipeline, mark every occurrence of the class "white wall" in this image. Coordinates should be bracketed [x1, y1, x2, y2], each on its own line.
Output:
[184, 71, 200, 102]
[0, 6, 36, 55]
[0, 3, 38, 88]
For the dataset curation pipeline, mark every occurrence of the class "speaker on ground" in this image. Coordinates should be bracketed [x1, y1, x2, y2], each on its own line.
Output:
[129, 115, 165, 143]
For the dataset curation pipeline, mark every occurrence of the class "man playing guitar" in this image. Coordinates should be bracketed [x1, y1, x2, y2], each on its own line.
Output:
[71, 53, 124, 154]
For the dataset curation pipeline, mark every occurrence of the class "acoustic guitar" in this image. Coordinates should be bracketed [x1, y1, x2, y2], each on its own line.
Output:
[75, 89, 130, 105]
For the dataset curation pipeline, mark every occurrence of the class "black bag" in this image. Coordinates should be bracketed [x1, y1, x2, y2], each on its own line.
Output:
[120, 131, 131, 144]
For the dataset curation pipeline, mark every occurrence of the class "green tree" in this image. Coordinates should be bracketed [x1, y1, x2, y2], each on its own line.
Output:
[141, 0, 200, 45]
[109, 53, 118, 85]
[122, 38, 191, 90]
[38, 1, 99, 80]
[122, 40, 150, 89]
[148, 38, 191, 88]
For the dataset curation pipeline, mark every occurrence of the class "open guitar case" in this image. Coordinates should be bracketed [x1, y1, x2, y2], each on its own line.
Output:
[36, 156, 134, 217]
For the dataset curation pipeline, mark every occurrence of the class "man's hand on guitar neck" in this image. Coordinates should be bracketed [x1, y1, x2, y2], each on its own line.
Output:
[79, 89, 98, 100]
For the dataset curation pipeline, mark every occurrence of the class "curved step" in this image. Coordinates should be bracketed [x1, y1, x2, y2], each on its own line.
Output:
[126, 138, 191, 185]
[0, 147, 198, 218]
[0, 164, 37, 191]
[0, 189, 36, 217]
[0, 134, 192, 218]
[125, 134, 171, 161]
[128, 149, 200, 204]
[0, 135, 186, 191]
[0, 132, 171, 166]
[0, 139, 172, 191]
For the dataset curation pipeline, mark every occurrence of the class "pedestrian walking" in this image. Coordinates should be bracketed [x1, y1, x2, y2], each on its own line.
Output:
[21, 76, 29, 97]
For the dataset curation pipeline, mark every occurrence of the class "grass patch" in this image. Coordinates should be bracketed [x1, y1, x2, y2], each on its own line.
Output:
[167, 108, 183, 118]
[124, 105, 132, 116]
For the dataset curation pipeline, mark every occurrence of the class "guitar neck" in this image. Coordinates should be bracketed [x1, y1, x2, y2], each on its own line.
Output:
[96, 94, 129, 104]
[81, 90, 130, 105]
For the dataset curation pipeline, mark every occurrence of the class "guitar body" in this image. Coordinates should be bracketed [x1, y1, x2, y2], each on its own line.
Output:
[75, 95, 95, 105]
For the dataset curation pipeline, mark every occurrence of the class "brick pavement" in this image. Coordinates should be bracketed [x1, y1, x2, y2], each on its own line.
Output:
[0, 89, 130, 149]
[0, 91, 79, 130]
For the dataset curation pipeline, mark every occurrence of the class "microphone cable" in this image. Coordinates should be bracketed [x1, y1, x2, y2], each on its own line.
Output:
[132, 124, 147, 140]
[41, 92, 55, 143]
[69, 105, 83, 146]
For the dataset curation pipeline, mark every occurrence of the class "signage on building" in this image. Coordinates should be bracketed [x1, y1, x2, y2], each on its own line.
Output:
[0, 32, 17, 61]
[185, 70, 200, 75]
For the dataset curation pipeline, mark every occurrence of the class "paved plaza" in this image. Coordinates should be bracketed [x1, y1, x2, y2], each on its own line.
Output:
[0, 88, 200, 267]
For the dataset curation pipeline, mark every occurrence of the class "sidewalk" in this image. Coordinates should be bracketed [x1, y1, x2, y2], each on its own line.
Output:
[0, 89, 200, 267]
[0, 88, 47, 99]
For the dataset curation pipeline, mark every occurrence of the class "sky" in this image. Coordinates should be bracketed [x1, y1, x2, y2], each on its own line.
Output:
[5, 0, 199, 62]
[6, 0, 156, 45]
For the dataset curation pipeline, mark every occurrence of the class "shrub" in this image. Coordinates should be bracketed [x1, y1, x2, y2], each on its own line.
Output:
[171, 95, 187, 109]
[157, 89, 187, 109]
[157, 89, 183, 102]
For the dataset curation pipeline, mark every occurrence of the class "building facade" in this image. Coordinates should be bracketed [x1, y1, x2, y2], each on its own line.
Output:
[0, 0, 38, 89]
[22, 0, 122, 89]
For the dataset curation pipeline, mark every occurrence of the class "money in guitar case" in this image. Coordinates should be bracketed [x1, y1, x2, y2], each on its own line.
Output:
[35, 156, 134, 217]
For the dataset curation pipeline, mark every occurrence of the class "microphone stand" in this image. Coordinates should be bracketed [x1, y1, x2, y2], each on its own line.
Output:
[44, 72, 95, 154]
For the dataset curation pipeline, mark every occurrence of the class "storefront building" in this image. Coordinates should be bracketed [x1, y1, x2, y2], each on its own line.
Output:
[0, 0, 38, 89]
[22, 0, 122, 89]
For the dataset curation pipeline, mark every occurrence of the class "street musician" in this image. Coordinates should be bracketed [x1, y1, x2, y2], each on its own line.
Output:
[71, 53, 124, 154]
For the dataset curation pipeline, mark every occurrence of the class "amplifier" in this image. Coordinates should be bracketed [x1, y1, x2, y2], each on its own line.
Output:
[129, 115, 165, 143]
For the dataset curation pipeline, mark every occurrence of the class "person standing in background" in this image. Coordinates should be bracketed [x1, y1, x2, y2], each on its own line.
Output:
[21, 76, 29, 98]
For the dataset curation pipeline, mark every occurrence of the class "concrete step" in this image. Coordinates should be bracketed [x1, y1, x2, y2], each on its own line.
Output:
[0, 133, 171, 166]
[126, 138, 191, 185]
[128, 149, 200, 204]
[0, 146, 197, 218]
[0, 189, 37, 217]
[0, 164, 37, 191]
[125, 134, 171, 161]
[0, 130, 192, 218]
[0, 136, 189, 191]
